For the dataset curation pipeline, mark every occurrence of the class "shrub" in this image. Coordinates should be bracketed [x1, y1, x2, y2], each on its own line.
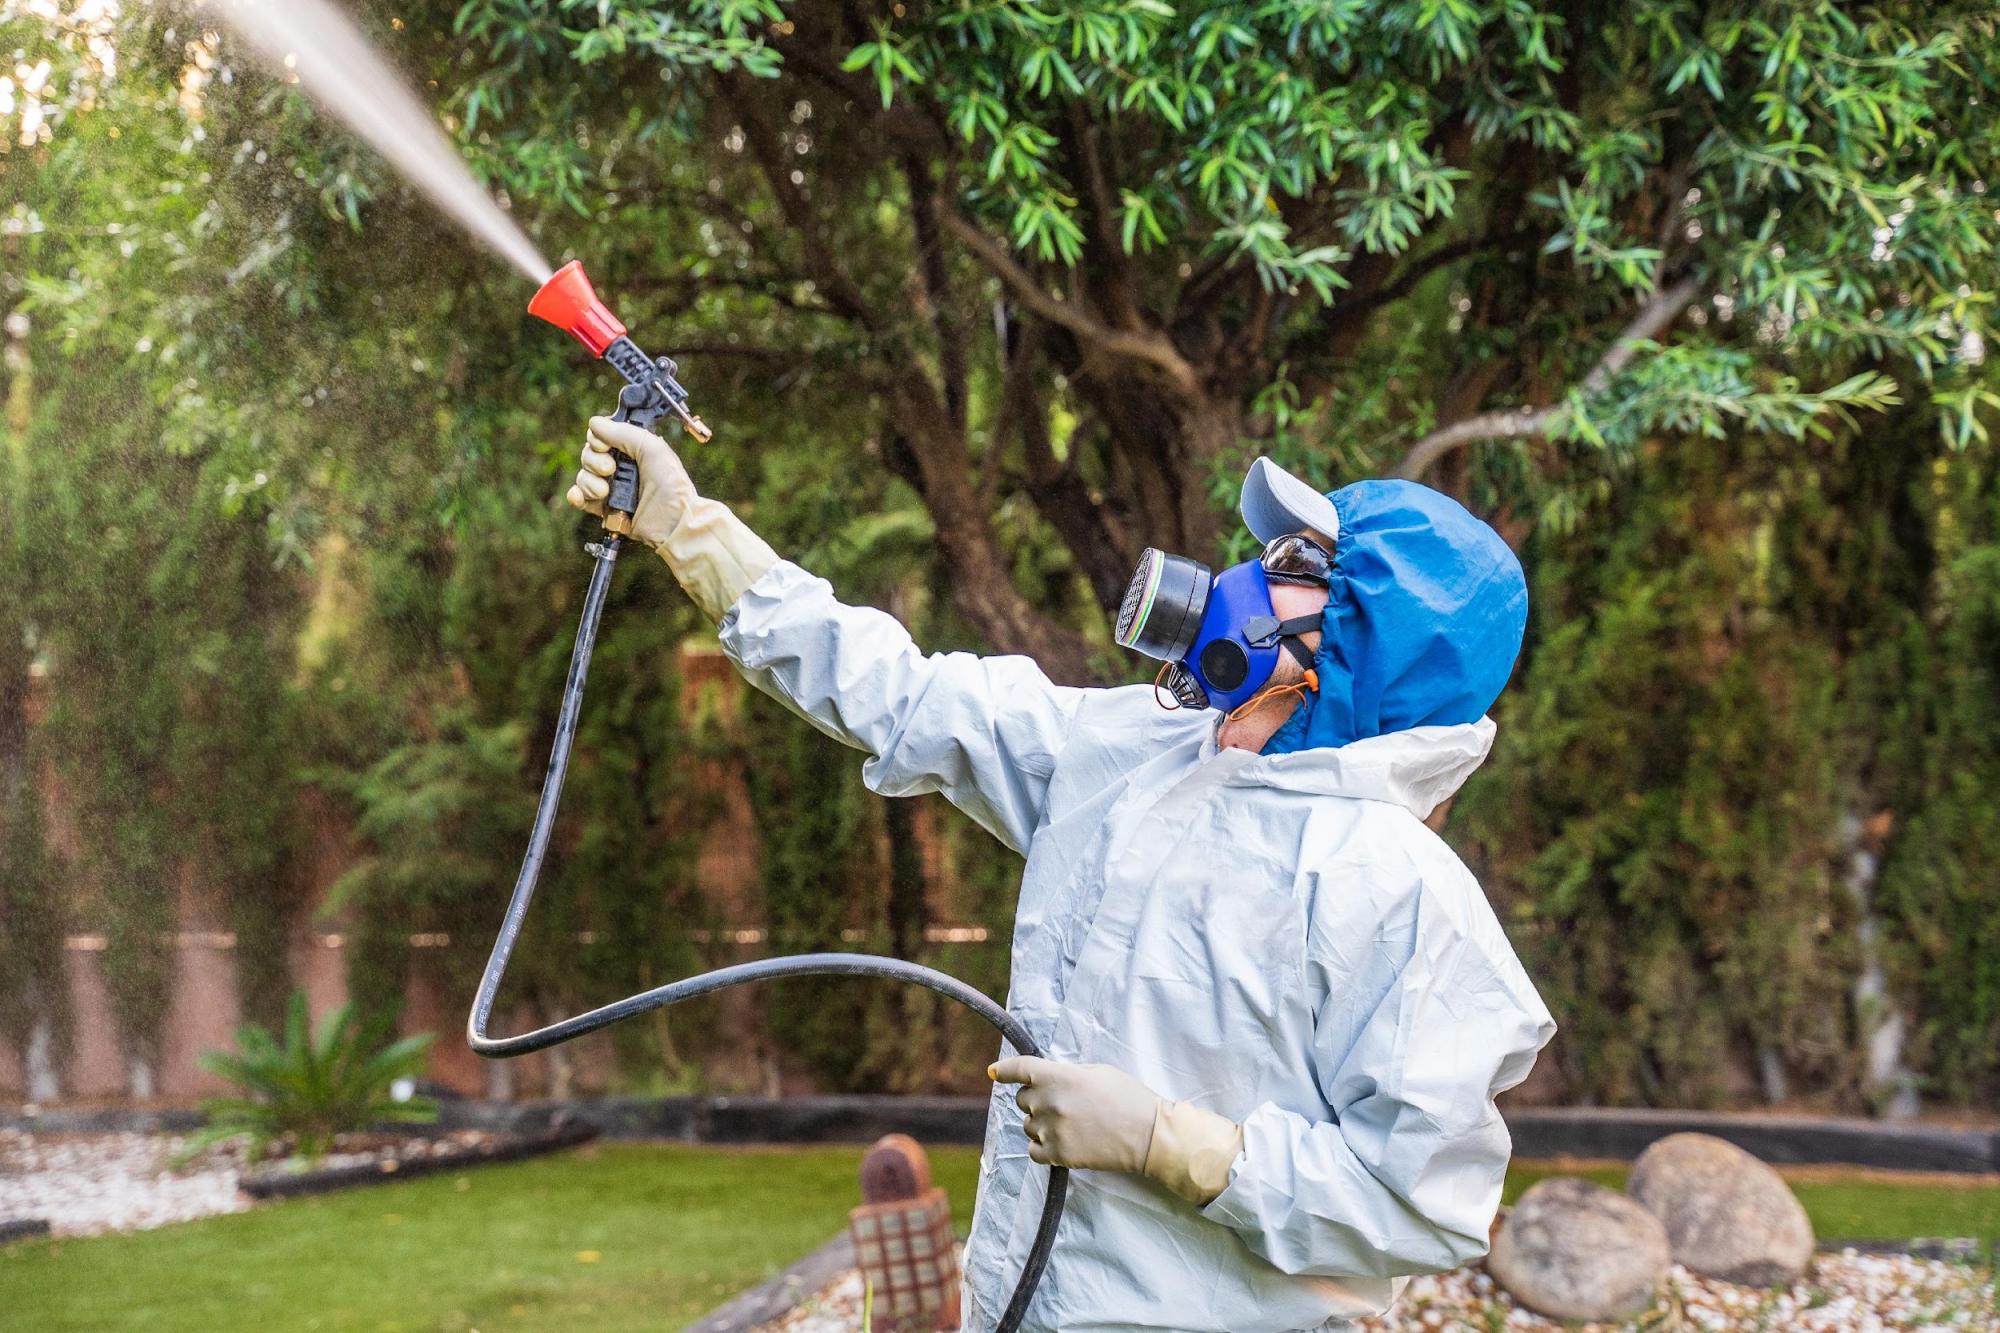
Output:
[188, 991, 436, 1164]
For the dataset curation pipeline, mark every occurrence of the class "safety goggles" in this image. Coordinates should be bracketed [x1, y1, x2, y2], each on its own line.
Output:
[1258, 533, 1336, 586]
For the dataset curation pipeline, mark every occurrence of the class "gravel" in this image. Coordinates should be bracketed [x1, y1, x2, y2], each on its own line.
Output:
[252, 1128, 509, 1179]
[758, 1244, 966, 1333]
[0, 1127, 514, 1237]
[758, 1267, 869, 1333]
[1360, 1254, 1996, 1332]
[750, 1251, 1997, 1332]
[0, 1128, 248, 1236]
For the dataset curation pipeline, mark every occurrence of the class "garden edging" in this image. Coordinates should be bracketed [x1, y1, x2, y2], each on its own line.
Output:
[684, 1232, 857, 1333]
[237, 1120, 600, 1201]
[0, 1219, 51, 1247]
[436, 1097, 2000, 1174]
[8, 1099, 1994, 1173]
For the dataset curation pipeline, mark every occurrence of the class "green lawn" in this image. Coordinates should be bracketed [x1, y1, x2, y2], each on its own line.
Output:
[4, 1143, 981, 1333]
[4, 1143, 1994, 1333]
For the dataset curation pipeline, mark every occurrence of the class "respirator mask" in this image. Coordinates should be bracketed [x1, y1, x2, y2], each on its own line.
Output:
[1114, 535, 1334, 712]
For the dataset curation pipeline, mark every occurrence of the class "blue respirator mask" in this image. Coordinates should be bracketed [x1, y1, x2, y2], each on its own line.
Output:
[1114, 536, 1332, 712]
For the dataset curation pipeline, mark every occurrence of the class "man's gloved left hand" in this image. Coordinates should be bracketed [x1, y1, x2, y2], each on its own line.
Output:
[567, 416, 777, 624]
[989, 1056, 1244, 1206]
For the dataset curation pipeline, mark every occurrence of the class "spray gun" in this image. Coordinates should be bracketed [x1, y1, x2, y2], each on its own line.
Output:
[470, 262, 1066, 1333]
[527, 260, 712, 534]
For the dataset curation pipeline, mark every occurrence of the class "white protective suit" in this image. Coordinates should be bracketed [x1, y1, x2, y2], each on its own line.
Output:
[719, 560, 1556, 1333]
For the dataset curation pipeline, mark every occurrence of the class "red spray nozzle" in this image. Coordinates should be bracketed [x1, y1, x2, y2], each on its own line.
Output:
[529, 260, 627, 358]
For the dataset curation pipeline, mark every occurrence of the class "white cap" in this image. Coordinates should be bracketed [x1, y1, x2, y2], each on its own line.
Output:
[1238, 456, 1342, 545]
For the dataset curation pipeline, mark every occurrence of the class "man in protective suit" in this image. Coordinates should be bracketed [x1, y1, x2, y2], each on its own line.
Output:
[567, 420, 1554, 1333]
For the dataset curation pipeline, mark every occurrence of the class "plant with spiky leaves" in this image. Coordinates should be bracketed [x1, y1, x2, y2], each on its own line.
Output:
[188, 992, 437, 1165]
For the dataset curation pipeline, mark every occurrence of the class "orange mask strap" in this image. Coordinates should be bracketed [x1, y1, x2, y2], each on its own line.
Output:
[1224, 668, 1320, 724]
[1153, 662, 1184, 710]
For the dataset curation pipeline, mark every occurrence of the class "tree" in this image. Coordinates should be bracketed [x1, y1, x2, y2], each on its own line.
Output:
[444, 0, 1993, 680]
[7, 0, 1997, 1109]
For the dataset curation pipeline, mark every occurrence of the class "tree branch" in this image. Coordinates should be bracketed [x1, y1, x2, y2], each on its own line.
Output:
[981, 306, 1043, 509]
[878, 373, 1099, 682]
[619, 271, 846, 319]
[1392, 276, 1702, 480]
[1336, 235, 1497, 322]
[717, 73, 881, 331]
[943, 210, 1202, 398]
[664, 342, 801, 361]
[900, 154, 971, 435]
[1061, 103, 1142, 331]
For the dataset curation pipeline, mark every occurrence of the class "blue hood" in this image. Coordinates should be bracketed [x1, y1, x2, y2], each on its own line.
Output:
[1261, 479, 1527, 755]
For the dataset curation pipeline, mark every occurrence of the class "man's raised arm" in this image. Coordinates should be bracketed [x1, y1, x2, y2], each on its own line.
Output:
[570, 417, 1084, 854]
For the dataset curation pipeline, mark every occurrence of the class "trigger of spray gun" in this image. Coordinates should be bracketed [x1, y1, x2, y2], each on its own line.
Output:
[529, 260, 713, 445]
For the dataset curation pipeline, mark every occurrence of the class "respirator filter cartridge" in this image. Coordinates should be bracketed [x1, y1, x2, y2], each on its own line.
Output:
[1114, 548, 1211, 662]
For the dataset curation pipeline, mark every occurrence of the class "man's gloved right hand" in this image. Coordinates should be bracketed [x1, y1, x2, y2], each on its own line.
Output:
[566, 416, 778, 624]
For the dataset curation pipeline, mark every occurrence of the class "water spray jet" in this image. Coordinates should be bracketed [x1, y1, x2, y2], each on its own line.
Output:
[209, 0, 552, 285]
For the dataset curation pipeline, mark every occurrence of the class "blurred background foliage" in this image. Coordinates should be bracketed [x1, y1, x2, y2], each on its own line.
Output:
[0, 0, 1996, 1110]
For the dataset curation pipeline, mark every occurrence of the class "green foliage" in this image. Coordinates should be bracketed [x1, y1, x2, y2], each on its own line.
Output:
[4, 5, 728, 1085]
[0, 298, 68, 1074]
[13, 341, 306, 1065]
[318, 476, 723, 1075]
[188, 991, 437, 1164]
[3, 0, 1998, 1113]
[0, 756, 65, 1074]
[743, 688, 878, 1087]
[455, 0, 1999, 463]
[1874, 461, 2000, 1103]
[1454, 408, 2000, 1107]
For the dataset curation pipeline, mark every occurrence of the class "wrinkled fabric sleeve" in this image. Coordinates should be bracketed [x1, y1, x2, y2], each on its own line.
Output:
[1201, 877, 1554, 1280]
[718, 561, 1086, 855]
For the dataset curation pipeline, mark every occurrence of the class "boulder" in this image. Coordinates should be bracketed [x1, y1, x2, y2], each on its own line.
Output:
[1487, 1177, 1671, 1321]
[1628, 1132, 1815, 1286]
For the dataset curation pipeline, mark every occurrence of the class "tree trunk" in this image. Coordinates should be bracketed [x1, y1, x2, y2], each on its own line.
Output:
[485, 1024, 517, 1101]
[545, 1036, 576, 1101]
[884, 796, 927, 964]
[1841, 812, 1919, 1119]
[884, 377, 1097, 680]
[1066, 358, 1237, 567]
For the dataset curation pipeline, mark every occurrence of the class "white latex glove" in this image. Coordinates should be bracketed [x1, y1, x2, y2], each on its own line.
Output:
[567, 416, 697, 549]
[990, 1056, 1244, 1205]
[567, 416, 778, 623]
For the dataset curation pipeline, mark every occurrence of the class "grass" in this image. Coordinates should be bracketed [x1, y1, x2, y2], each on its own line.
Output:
[3, 1143, 1995, 1332]
[4, 1143, 981, 1333]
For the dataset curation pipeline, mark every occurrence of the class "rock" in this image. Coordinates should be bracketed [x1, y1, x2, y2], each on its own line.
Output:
[1628, 1132, 1816, 1286]
[1487, 1177, 1671, 1321]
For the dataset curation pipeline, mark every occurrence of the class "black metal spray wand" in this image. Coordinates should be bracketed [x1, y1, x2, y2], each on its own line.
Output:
[467, 262, 1066, 1333]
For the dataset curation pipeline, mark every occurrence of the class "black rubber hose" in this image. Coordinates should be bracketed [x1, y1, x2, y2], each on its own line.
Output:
[468, 534, 1066, 1333]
